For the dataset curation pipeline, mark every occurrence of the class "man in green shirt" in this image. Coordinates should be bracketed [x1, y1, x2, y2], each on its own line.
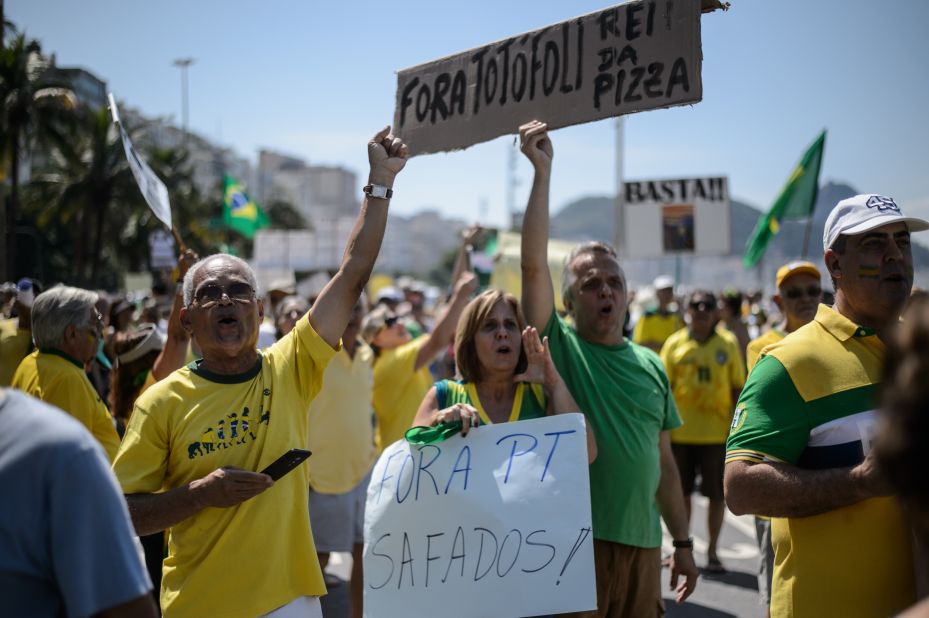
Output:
[519, 120, 698, 617]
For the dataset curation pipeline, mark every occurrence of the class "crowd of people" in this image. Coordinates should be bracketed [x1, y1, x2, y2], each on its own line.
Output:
[1, 121, 928, 618]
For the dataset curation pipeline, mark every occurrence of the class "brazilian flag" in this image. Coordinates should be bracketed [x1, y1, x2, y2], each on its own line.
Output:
[222, 175, 269, 238]
[743, 130, 826, 268]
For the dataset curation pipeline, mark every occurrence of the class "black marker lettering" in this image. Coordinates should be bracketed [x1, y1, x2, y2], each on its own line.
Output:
[542, 40, 560, 96]
[626, 3, 644, 41]
[473, 527, 499, 581]
[398, 532, 414, 589]
[450, 70, 467, 116]
[399, 78, 419, 128]
[415, 85, 430, 123]
[644, 62, 664, 98]
[559, 26, 573, 93]
[666, 57, 690, 96]
[512, 52, 528, 102]
[523, 529, 557, 573]
[625, 67, 644, 102]
[425, 532, 445, 587]
[430, 73, 451, 123]
[369, 533, 394, 590]
[442, 526, 467, 583]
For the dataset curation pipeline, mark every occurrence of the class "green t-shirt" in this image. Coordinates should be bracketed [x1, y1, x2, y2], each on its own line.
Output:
[435, 379, 546, 425]
[543, 311, 681, 548]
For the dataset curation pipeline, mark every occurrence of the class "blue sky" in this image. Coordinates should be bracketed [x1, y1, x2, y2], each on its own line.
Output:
[9, 0, 929, 237]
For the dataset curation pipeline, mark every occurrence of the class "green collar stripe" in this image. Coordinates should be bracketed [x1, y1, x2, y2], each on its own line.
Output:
[39, 348, 83, 369]
[188, 355, 263, 384]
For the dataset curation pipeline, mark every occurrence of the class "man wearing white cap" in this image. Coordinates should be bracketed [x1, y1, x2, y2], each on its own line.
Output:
[725, 194, 928, 617]
[633, 274, 684, 352]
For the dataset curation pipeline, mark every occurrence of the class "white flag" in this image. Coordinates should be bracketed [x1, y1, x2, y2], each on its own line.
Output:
[108, 94, 172, 230]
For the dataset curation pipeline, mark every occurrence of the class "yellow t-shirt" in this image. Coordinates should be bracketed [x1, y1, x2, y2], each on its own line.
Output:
[113, 315, 337, 618]
[12, 349, 120, 461]
[0, 318, 33, 386]
[372, 336, 433, 450]
[632, 311, 684, 350]
[661, 327, 746, 444]
[306, 340, 377, 494]
[746, 328, 785, 373]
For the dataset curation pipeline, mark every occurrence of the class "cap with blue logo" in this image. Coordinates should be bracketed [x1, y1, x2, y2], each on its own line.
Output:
[823, 194, 929, 251]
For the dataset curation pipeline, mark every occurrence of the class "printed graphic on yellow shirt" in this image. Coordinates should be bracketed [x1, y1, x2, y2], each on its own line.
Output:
[186, 397, 271, 459]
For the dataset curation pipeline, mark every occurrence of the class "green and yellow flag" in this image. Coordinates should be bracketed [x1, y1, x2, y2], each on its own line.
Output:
[222, 175, 269, 238]
[743, 130, 826, 268]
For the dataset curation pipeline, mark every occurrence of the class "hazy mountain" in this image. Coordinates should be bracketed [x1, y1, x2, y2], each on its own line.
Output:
[548, 181, 929, 292]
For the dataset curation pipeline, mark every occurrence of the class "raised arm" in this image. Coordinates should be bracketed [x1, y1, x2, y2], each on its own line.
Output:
[414, 271, 478, 371]
[519, 120, 557, 330]
[309, 127, 409, 348]
[448, 225, 481, 299]
[152, 249, 198, 380]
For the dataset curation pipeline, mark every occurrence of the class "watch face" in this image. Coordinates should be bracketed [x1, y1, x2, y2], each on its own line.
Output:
[366, 184, 390, 199]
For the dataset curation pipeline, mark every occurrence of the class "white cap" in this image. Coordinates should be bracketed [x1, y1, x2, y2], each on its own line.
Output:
[653, 275, 674, 290]
[823, 194, 929, 251]
[376, 286, 403, 303]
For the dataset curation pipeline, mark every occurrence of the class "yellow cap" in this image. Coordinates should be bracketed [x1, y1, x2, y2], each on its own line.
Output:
[775, 260, 821, 289]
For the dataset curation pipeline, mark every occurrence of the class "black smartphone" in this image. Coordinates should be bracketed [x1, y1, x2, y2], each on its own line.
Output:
[260, 448, 312, 481]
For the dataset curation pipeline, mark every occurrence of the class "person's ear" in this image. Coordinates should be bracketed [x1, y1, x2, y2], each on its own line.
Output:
[257, 298, 265, 321]
[773, 294, 784, 312]
[824, 249, 842, 282]
[179, 306, 193, 335]
[63, 323, 78, 344]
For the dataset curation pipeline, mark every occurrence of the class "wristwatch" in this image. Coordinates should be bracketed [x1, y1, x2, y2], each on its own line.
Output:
[672, 537, 694, 549]
[363, 184, 393, 200]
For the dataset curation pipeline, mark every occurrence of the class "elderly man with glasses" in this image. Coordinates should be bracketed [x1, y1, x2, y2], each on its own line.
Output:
[11, 285, 120, 461]
[112, 127, 409, 618]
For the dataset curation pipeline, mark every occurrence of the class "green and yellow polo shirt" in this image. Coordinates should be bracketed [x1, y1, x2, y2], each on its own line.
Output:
[726, 304, 915, 618]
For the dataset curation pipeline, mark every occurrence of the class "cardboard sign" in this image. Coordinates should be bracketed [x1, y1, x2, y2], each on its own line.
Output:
[394, 0, 702, 155]
[623, 176, 730, 257]
[363, 414, 596, 618]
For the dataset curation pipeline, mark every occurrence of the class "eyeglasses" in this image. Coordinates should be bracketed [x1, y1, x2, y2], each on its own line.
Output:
[85, 311, 104, 338]
[783, 285, 822, 300]
[689, 301, 714, 312]
[191, 282, 255, 308]
[383, 315, 399, 328]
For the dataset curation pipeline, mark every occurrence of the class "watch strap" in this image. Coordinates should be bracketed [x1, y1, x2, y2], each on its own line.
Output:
[363, 184, 393, 199]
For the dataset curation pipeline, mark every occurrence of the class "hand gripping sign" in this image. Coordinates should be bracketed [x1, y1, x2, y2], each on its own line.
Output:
[363, 414, 596, 618]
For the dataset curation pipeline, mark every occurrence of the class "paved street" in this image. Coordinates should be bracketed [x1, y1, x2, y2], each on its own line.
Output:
[322, 496, 763, 617]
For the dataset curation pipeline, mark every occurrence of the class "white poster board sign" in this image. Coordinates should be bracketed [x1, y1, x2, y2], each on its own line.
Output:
[623, 176, 730, 257]
[364, 414, 596, 618]
[108, 94, 173, 230]
[394, 0, 702, 155]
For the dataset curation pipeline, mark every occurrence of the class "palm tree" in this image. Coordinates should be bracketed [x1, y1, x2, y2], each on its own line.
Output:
[0, 30, 75, 280]
[25, 106, 141, 286]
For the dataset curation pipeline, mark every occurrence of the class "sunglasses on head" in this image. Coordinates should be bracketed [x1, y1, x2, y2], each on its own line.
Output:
[783, 285, 822, 300]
